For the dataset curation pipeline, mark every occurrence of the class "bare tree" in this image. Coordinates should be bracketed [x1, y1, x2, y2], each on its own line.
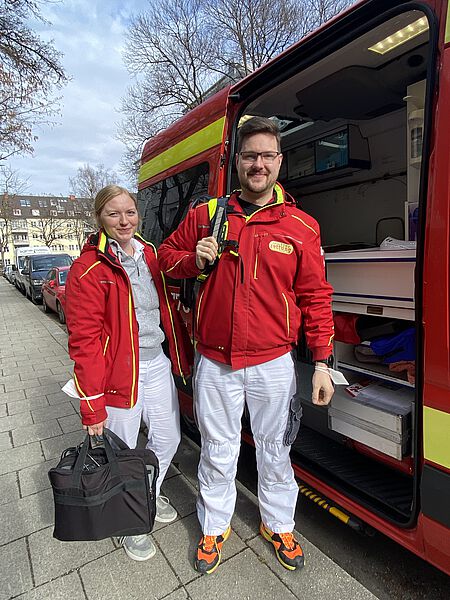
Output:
[0, 166, 27, 267]
[69, 163, 120, 203]
[0, 0, 67, 161]
[69, 164, 119, 250]
[119, 0, 353, 175]
[33, 214, 69, 248]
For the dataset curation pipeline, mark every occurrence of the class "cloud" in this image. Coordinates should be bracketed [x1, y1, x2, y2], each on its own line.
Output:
[8, 0, 144, 195]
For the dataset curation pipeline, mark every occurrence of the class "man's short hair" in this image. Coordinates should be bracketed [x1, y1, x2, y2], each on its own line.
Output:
[237, 116, 281, 152]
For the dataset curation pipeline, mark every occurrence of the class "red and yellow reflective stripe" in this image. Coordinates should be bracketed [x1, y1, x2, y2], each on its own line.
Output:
[73, 372, 94, 412]
[128, 290, 137, 407]
[281, 292, 290, 337]
[139, 116, 226, 184]
[166, 254, 190, 273]
[196, 289, 205, 330]
[291, 215, 318, 236]
[103, 335, 110, 356]
[79, 261, 101, 279]
[161, 272, 185, 384]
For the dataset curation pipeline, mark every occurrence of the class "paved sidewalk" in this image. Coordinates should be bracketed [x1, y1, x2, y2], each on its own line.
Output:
[0, 278, 378, 600]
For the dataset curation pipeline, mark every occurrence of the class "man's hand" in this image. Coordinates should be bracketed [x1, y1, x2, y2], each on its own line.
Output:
[196, 236, 218, 270]
[311, 370, 334, 406]
[83, 420, 106, 436]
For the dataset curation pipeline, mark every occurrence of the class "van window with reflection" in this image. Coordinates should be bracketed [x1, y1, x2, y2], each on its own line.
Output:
[138, 162, 209, 246]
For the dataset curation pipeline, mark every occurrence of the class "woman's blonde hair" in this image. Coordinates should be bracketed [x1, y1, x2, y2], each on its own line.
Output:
[94, 185, 138, 227]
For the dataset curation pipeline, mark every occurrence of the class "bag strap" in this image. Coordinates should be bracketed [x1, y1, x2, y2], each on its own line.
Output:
[73, 434, 119, 488]
[197, 196, 230, 283]
[103, 428, 130, 451]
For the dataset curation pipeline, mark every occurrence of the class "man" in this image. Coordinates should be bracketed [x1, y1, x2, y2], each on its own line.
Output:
[158, 116, 335, 574]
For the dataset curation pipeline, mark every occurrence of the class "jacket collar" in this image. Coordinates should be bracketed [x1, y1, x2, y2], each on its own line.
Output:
[228, 182, 289, 221]
[86, 230, 155, 268]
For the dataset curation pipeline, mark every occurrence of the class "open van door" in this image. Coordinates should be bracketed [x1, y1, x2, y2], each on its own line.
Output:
[218, 0, 450, 574]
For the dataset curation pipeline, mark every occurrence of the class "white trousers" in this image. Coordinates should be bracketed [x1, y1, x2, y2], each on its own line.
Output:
[106, 350, 180, 497]
[195, 352, 299, 535]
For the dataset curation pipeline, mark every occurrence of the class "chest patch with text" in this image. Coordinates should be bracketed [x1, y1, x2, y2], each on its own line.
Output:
[268, 241, 294, 255]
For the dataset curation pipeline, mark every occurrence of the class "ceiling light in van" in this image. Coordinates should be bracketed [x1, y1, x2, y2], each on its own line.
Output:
[368, 17, 428, 55]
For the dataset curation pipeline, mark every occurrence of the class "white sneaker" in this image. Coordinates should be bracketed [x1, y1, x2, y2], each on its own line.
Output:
[155, 495, 177, 523]
[118, 534, 156, 561]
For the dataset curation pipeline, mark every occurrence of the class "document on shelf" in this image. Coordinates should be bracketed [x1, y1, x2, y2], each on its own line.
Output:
[356, 381, 414, 415]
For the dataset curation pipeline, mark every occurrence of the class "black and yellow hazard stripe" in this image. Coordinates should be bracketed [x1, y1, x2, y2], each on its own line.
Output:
[298, 483, 362, 531]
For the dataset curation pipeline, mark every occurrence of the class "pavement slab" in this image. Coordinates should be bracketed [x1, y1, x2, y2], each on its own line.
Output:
[0, 411, 33, 433]
[0, 441, 44, 475]
[153, 512, 246, 585]
[248, 535, 378, 600]
[40, 430, 84, 460]
[12, 419, 63, 447]
[80, 546, 179, 600]
[29, 526, 114, 586]
[7, 396, 49, 416]
[19, 459, 56, 497]
[0, 471, 20, 505]
[0, 430, 12, 451]
[0, 488, 54, 545]
[57, 413, 83, 433]
[15, 572, 86, 600]
[185, 548, 298, 600]
[0, 538, 33, 600]
[31, 401, 76, 424]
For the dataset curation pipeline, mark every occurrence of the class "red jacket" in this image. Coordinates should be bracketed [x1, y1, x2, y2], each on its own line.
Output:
[65, 231, 193, 426]
[158, 183, 334, 369]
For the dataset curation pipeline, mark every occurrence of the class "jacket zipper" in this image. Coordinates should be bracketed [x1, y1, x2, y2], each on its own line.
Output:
[254, 236, 262, 280]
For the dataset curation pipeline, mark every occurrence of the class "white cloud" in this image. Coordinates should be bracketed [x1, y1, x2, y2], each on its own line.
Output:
[9, 0, 145, 195]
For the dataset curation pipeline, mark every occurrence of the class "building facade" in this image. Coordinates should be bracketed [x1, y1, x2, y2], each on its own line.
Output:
[1, 194, 96, 267]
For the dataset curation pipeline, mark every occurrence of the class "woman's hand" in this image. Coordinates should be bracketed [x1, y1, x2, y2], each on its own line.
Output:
[196, 236, 218, 270]
[83, 420, 107, 436]
[311, 370, 334, 406]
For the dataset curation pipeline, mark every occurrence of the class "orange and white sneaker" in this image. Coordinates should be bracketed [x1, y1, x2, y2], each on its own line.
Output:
[194, 526, 231, 574]
[260, 522, 305, 571]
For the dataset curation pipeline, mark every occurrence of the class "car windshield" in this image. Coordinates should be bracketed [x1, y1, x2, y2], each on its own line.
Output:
[58, 270, 68, 285]
[32, 255, 72, 272]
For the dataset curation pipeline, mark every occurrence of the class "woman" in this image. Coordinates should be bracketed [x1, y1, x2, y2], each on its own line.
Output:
[65, 184, 193, 562]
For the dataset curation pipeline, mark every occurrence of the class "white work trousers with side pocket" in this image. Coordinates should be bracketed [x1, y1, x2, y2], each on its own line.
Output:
[195, 352, 299, 535]
[105, 350, 180, 497]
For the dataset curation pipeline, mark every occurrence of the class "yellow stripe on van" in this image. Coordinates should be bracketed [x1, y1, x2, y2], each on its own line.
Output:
[138, 116, 226, 184]
[423, 406, 450, 469]
[446, 0, 450, 43]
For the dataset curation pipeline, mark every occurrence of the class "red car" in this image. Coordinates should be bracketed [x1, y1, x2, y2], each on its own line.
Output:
[41, 266, 70, 324]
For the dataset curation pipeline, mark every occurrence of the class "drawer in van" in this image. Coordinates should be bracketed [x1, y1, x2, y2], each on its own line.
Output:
[325, 248, 415, 311]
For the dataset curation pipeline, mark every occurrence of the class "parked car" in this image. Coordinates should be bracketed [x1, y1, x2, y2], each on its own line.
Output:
[3, 265, 12, 282]
[22, 253, 72, 304]
[41, 266, 70, 323]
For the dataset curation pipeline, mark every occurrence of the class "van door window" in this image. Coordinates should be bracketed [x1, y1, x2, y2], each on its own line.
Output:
[138, 162, 209, 246]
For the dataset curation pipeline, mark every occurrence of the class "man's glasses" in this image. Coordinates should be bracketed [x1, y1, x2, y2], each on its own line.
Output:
[238, 151, 281, 164]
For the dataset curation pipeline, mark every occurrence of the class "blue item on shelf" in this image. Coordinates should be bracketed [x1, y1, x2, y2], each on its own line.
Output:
[370, 327, 415, 364]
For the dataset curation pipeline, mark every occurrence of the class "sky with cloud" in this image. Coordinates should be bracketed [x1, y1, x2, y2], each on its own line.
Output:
[9, 0, 144, 196]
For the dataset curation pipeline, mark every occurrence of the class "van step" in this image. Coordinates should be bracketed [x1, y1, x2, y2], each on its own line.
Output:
[292, 427, 413, 523]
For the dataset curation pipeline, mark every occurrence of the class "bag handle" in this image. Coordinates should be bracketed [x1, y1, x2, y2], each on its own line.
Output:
[72, 433, 119, 488]
[103, 428, 130, 451]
